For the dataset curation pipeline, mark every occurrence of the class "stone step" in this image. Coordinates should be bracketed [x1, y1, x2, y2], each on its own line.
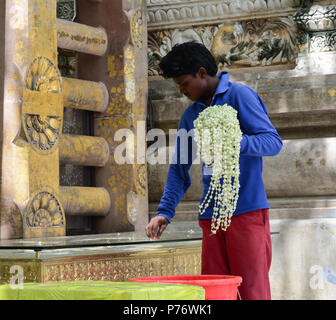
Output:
[149, 196, 336, 221]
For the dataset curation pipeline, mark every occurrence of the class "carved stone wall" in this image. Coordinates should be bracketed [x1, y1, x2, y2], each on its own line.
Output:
[147, 0, 336, 215]
[147, 1, 336, 299]
[147, 0, 303, 75]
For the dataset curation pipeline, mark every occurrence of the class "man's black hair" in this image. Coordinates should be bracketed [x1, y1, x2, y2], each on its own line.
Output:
[159, 41, 218, 78]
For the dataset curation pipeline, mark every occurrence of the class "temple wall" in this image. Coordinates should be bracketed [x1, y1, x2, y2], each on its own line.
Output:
[146, 0, 336, 299]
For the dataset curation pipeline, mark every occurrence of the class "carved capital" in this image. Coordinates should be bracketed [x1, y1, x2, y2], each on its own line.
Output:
[294, 4, 336, 32]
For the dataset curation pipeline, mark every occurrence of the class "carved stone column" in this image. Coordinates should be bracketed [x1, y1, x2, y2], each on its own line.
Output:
[0, 0, 65, 239]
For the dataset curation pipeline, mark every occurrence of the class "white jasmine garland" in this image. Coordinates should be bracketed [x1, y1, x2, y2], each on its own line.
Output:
[193, 104, 242, 233]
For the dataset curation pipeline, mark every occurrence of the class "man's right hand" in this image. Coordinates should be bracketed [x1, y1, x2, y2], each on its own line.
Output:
[145, 216, 169, 240]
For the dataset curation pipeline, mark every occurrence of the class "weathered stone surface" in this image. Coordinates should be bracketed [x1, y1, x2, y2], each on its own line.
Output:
[270, 218, 336, 300]
[150, 73, 336, 123]
[263, 138, 336, 197]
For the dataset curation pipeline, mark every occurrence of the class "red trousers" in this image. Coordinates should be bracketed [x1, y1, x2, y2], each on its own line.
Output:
[199, 209, 272, 300]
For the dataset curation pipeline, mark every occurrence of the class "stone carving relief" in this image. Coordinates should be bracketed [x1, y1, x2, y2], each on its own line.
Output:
[25, 114, 61, 151]
[56, 0, 76, 21]
[130, 8, 144, 49]
[294, 4, 336, 31]
[309, 32, 336, 52]
[213, 18, 298, 68]
[148, 17, 298, 75]
[295, 4, 336, 53]
[25, 57, 62, 93]
[25, 192, 64, 228]
[147, 0, 301, 29]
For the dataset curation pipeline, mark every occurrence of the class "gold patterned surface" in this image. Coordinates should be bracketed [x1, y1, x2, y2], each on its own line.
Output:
[0, 0, 66, 239]
[133, 163, 147, 200]
[0, 260, 42, 284]
[130, 8, 144, 49]
[0, 243, 201, 284]
[124, 45, 136, 104]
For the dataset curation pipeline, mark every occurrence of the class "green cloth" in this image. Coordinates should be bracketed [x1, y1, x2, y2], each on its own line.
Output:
[0, 281, 205, 300]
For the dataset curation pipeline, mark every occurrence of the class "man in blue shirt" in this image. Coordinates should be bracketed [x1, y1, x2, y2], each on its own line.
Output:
[145, 42, 283, 300]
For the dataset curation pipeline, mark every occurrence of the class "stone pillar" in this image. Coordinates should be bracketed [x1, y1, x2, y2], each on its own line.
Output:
[76, 0, 148, 233]
[0, 0, 65, 239]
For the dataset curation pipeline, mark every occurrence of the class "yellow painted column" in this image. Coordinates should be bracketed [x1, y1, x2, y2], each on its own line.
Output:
[23, 0, 65, 238]
[0, 0, 65, 239]
[59, 134, 109, 167]
[57, 19, 108, 56]
[60, 186, 111, 217]
[62, 78, 108, 112]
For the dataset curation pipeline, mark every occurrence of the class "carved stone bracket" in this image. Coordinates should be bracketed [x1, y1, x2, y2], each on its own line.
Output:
[294, 4, 336, 53]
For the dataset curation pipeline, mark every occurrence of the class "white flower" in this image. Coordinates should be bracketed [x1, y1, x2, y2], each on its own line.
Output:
[193, 104, 242, 233]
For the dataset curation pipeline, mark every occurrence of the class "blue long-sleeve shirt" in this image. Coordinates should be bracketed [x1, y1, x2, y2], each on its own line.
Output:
[157, 72, 283, 222]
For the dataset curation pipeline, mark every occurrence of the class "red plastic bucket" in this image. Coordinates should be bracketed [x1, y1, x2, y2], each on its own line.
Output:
[130, 275, 242, 300]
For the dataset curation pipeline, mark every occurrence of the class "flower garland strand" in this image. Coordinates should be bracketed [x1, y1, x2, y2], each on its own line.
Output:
[193, 104, 242, 233]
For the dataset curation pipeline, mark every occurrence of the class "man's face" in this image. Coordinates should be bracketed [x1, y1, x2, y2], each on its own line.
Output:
[173, 72, 207, 102]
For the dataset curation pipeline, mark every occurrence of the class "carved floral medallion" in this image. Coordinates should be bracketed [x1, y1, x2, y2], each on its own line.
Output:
[25, 192, 64, 228]
[25, 114, 61, 151]
[25, 57, 61, 93]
